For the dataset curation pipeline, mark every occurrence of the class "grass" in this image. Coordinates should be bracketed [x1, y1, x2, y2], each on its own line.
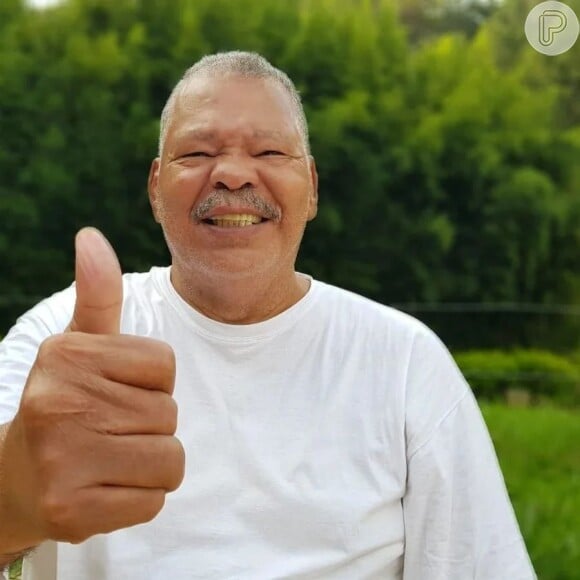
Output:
[8, 404, 579, 579]
[481, 403, 580, 579]
[8, 559, 21, 580]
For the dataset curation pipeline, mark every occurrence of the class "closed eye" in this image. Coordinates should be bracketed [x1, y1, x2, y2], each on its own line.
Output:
[258, 150, 285, 157]
[183, 151, 214, 158]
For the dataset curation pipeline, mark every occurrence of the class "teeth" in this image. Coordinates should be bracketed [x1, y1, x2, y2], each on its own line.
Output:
[209, 213, 262, 227]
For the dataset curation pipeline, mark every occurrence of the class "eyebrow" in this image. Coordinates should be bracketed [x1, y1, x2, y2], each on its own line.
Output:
[176, 128, 288, 142]
[252, 129, 286, 141]
[176, 128, 217, 142]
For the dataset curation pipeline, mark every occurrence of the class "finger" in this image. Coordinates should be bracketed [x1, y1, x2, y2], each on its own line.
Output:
[96, 335, 175, 393]
[90, 435, 185, 492]
[68, 227, 123, 335]
[54, 333, 176, 394]
[47, 487, 167, 543]
[87, 384, 178, 436]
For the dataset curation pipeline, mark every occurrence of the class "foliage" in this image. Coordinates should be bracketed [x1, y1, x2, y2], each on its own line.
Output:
[481, 404, 580, 580]
[456, 349, 580, 406]
[8, 558, 21, 580]
[0, 0, 578, 350]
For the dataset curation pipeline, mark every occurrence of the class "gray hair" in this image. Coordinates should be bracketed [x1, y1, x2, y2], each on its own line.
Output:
[158, 51, 310, 157]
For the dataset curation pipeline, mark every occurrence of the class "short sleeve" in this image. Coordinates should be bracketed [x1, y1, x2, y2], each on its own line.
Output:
[0, 286, 75, 424]
[401, 329, 536, 579]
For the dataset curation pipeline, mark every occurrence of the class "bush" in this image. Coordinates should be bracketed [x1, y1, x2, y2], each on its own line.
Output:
[454, 349, 580, 406]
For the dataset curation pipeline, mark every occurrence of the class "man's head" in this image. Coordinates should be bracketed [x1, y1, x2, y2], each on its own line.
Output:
[158, 52, 311, 158]
[148, 51, 318, 296]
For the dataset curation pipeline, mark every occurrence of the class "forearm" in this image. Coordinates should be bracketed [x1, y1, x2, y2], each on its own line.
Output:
[0, 422, 39, 565]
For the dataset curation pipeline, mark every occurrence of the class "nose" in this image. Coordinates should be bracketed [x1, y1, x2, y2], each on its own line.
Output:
[210, 154, 258, 191]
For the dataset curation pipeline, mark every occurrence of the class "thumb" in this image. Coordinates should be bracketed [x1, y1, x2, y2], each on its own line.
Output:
[68, 227, 123, 335]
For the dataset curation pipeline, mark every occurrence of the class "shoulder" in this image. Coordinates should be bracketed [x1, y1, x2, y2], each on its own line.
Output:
[5, 267, 167, 337]
[315, 280, 459, 379]
[309, 279, 452, 385]
[311, 279, 433, 344]
[312, 280, 470, 450]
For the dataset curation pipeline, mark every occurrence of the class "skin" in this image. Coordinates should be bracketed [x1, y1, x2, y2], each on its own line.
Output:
[148, 74, 319, 324]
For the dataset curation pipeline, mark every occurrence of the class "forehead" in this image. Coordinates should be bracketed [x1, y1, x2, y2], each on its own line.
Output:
[168, 75, 300, 143]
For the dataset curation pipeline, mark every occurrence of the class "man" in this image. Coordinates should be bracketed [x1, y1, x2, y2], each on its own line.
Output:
[0, 52, 535, 579]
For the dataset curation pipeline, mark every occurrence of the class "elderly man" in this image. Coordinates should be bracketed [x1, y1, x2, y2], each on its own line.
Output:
[0, 52, 535, 579]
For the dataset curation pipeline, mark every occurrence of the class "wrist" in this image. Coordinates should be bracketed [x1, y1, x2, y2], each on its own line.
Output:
[0, 422, 42, 555]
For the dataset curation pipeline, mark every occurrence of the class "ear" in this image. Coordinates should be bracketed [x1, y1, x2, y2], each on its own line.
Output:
[148, 158, 161, 223]
[307, 155, 318, 221]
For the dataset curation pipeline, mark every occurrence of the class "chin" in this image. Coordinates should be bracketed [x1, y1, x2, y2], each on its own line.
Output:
[184, 256, 281, 283]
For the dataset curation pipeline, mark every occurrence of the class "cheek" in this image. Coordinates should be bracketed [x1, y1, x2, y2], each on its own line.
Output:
[260, 167, 313, 214]
[159, 166, 209, 207]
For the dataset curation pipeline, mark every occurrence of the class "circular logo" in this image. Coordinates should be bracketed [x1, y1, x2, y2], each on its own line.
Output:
[525, 1, 579, 55]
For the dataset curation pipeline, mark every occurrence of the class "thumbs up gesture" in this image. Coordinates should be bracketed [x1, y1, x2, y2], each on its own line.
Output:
[0, 228, 185, 553]
[69, 226, 125, 334]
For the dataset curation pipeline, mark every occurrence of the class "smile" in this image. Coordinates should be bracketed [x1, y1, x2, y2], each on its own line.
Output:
[202, 213, 266, 228]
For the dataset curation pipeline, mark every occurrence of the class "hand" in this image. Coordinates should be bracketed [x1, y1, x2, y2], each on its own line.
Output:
[0, 228, 185, 548]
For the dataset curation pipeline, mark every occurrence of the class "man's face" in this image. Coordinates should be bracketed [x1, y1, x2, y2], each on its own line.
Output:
[148, 75, 318, 283]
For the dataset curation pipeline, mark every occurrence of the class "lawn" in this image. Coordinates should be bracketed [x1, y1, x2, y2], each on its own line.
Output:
[481, 403, 580, 579]
[8, 404, 579, 579]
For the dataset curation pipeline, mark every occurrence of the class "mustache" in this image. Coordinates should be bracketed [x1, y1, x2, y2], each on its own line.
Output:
[192, 188, 281, 221]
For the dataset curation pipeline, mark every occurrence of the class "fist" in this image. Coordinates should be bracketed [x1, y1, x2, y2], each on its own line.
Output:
[1, 228, 185, 547]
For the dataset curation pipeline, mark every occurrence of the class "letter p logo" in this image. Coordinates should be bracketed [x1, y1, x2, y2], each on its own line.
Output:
[525, 1, 579, 55]
[539, 10, 567, 45]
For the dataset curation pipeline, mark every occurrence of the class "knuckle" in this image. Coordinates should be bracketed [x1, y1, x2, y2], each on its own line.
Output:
[140, 492, 166, 524]
[143, 392, 178, 434]
[152, 340, 176, 391]
[18, 381, 54, 429]
[37, 334, 72, 363]
[20, 336, 78, 422]
[37, 334, 63, 357]
[37, 333, 91, 372]
[35, 445, 64, 477]
[18, 387, 44, 423]
[67, 532, 91, 545]
[41, 491, 83, 543]
[167, 438, 186, 492]
[153, 339, 175, 374]
[163, 397, 179, 433]
[41, 490, 66, 527]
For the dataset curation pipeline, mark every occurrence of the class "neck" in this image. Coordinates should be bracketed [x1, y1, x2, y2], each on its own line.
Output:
[169, 266, 310, 324]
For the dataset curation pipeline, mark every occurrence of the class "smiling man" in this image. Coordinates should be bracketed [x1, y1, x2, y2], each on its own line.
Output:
[148, 69, 317, 323]
[0, 52, 535, 580]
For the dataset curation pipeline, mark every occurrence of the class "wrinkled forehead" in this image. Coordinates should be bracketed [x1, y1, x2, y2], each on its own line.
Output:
[168, 74, 302, 143]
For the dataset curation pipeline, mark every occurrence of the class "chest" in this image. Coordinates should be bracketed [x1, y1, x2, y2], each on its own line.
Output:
[162, 340, 406, 571]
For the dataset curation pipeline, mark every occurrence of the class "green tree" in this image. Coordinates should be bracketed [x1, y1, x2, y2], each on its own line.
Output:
[0, 0, 578, 350]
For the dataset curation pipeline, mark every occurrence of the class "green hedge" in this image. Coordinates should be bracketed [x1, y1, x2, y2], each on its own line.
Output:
[454, 349, 580, 407]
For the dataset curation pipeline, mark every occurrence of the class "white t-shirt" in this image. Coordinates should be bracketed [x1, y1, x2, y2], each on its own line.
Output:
[0, 268, 536, 580]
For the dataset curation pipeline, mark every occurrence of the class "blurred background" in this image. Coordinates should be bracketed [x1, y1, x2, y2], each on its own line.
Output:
[1, 0, 579, 578]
